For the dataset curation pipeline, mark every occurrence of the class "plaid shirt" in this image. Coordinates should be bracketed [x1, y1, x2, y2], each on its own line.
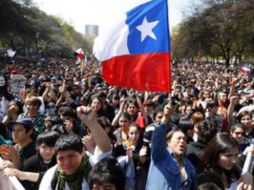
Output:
[19, 112, 45, 133]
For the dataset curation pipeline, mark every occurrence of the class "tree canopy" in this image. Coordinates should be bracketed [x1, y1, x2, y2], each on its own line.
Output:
[0, 0, 91, 57]
[172, 0, 254, 66]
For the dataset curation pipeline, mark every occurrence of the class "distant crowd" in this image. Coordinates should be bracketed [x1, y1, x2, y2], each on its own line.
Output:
[0, 55, 254, 190]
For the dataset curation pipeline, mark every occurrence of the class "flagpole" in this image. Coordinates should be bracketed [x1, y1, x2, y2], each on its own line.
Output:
[165, 0, 172, 93]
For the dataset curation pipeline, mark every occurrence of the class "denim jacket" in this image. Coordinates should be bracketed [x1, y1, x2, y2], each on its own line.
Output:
[145, 123, 197, 190]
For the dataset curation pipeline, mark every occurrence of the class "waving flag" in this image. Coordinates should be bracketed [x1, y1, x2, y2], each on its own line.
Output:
[93, 0, 171, 92]
[240, 66, 250, 75]
[74, 48, 84, 59]
[74, 48, 85, 65]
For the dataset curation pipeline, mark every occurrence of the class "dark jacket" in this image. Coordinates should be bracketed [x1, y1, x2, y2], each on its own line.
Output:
[22, 153, 56, 189]
[186, 140, 206, 168]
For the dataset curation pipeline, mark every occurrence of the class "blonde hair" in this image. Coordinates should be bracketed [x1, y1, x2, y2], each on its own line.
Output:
[191, 111, 204, 125]
[25, 96, 42, 107]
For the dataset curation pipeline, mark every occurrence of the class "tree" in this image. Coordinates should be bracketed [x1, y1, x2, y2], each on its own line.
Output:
[0, 0, 91, 58]
[172, 0, 254, 66]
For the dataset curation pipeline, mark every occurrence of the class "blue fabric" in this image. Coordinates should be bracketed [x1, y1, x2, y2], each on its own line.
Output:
[126, 0, 170, 54]
[145, 123, 197, 190]
[125, 158, 136, 189]
[0, 135, 12, 145]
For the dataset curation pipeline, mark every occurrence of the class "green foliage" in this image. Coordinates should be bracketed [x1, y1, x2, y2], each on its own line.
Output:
[172, 0, 254, 66]
[0, 0, 91, 58]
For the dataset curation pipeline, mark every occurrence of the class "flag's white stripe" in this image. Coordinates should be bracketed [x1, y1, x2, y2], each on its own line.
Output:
[93, 0, 153, 62]
[94, 19, 129, 61]
[242, 67, 250, 72]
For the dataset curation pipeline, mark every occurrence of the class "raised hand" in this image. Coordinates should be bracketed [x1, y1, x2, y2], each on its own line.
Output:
[139, 145, 148, 157]
[77, 106, 96, 124]
[63, 119, 74, 134]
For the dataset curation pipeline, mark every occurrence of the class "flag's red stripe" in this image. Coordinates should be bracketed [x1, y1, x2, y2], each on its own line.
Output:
[240, 67, 249, 75]
[101, 53, 171, 92]
[75, 53, 84, 59]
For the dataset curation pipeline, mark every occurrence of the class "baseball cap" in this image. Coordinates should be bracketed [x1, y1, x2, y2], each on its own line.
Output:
[9, 118, 34, 131]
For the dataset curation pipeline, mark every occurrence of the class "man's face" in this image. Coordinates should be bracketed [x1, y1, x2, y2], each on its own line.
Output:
[218, 92, 227, 103]
[26, 103, 39, 114]
[155, 111, 163, 123]
[167, 131, 186, 157]
[56, 149, 84, 175]
[12, 124, 32, 143]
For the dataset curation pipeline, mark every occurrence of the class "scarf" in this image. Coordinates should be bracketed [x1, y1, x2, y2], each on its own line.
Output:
[56, 155, 91, 190]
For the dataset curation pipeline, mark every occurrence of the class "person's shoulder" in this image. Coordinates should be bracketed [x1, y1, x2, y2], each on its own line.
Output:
[39, 165, 57, 190]
[23, 153, 38, 169]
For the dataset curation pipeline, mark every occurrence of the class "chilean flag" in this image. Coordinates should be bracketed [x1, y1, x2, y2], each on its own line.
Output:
[240, 66, 250, 75]
[93, 0, 171, 92]
[74, 48, 84, 59]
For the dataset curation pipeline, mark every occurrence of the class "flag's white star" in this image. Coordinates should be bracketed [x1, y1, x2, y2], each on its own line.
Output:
[136, 17, 159, 42]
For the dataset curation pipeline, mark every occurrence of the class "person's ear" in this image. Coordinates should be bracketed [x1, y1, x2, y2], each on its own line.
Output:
[28, 129, 33, 136]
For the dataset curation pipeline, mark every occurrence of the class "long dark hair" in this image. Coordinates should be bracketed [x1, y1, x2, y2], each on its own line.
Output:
[237, 111, 252, 123]
[200, 133, 239, 187]
[202, 133, 239, 168]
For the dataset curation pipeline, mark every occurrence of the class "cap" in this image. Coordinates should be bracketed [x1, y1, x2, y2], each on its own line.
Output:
[9, 118, 34, 131]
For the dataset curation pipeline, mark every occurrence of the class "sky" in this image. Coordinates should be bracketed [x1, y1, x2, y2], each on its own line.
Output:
[34, 0, 194, 34]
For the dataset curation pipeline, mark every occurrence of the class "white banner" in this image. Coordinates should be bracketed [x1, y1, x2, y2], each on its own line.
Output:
[0, 171, 25, 190]
[9, 74, 26, 96]
[0, 157, 25, 190]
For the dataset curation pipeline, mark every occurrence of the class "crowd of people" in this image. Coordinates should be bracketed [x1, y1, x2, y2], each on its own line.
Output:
[0, 55, 254, 190]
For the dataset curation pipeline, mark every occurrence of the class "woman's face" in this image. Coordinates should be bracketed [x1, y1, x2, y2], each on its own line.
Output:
[39, 143, 56, 161]
[119, 116, 130, 128]
[128, 126, 140, 145]
[231, 128, 245, 144]
[91, 98, 102, 112]
[127, 103, 138, 116]
[240, 115, 252, 128]
[218, 147, 239, 170]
